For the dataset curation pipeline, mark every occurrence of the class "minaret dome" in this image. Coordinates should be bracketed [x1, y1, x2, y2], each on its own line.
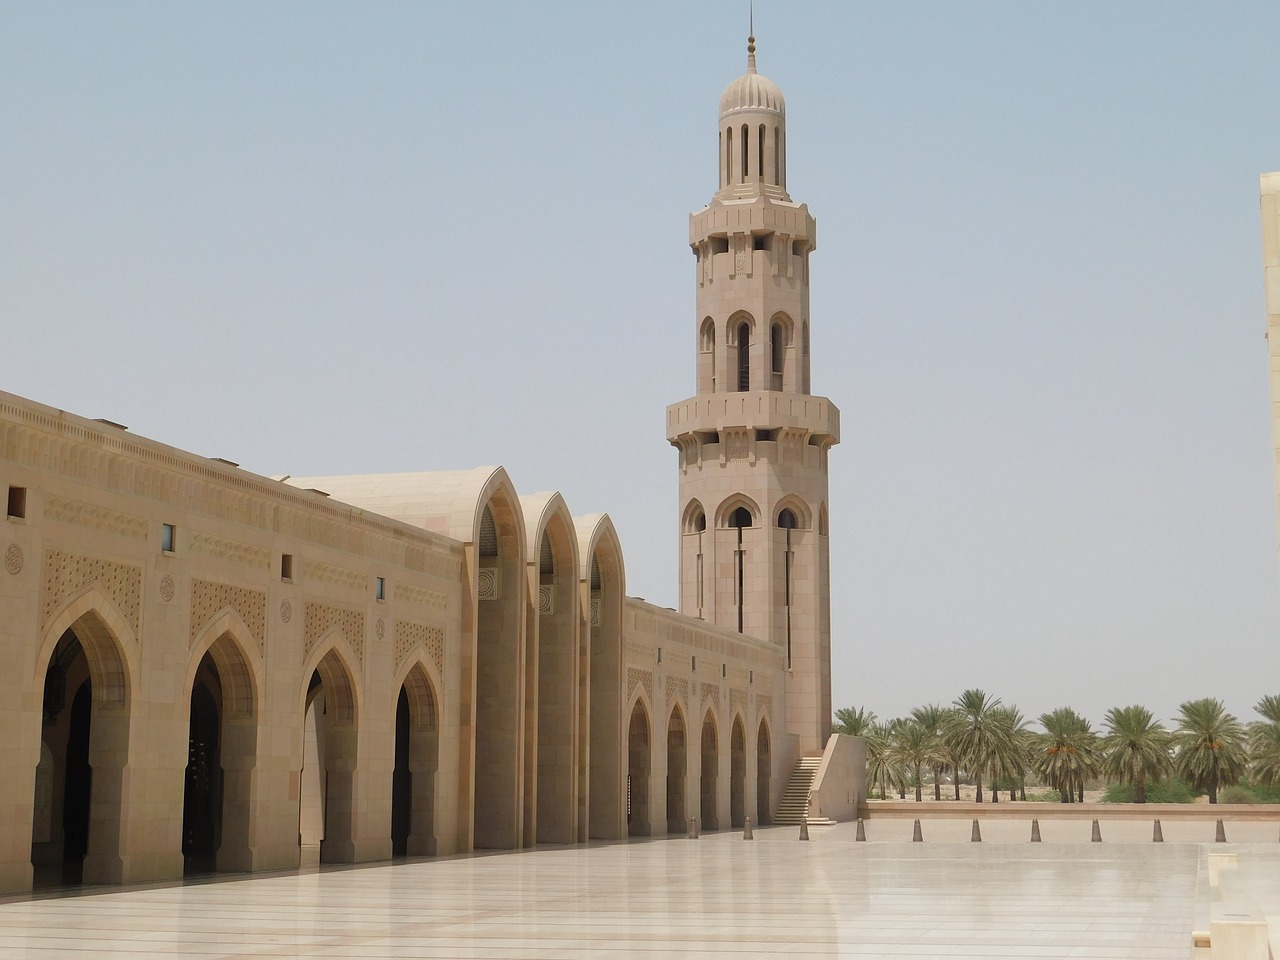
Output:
[716, 35, 788, 199]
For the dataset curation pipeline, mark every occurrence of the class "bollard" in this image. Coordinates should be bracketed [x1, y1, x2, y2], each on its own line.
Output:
[912, 818, 922, 842]
[690, 817, 700, 839]
[799, 817, 809, 841]
[1091, 819, 1102, 843]
[1215, 819, 1226, 843]
[1153, 818, 1163, 843]
[1030, 819, 1041, 843]
[743, 817, 753, 841]
[687, 817, 695, 839]
[970, 819, 981, 843]
[855, 818, 866, 842]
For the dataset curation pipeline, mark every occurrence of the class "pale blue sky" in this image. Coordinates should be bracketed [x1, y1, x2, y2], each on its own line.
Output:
[4, 2, 1279, 731]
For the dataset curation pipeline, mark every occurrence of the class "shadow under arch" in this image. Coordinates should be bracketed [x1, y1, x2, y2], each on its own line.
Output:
[575, 513, 626, 841]
[391, 655, 441, 857]
[730, 714, 747, 829]
[626, 695, 651, 837]
[182, 612, 264, 874]
[756, 715, 773, 825]
[665, 703, 688, 833]
[33, 589, 138, 886]
[699, 708, 720, 831]
[521, 492, 581, 846]
[298, 635, 361, 863]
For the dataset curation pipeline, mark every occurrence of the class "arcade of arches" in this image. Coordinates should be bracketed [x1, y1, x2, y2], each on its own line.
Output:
[0, 391, 794, 894]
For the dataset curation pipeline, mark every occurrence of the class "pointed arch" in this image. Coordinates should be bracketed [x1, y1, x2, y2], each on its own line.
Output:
[756, 717, 773, 825]
[681, 499, 707, 534]
[187, 610, 262, 722]
[626, 696, 651, 837]
[300, 633, 361, 726]
[773, 496, 812, 530]
[817, 502, 829, 537]
[699, 709, 720, 831]
[393, 654, 442, 733]
[392, 657, 441, 857]
[666, 703, 688, 834]
[730, 715, 747, 828]
[715, 493, 761, 529]
[38, 587, 137, 709]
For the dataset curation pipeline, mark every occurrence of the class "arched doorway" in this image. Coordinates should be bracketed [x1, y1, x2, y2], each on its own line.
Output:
[626, 701, 650, 837]
[730, 717, 746, 829]
[756, 721, 771, 825]
[32, 613, 131, 887]
[182, 669, 221, 874]
[533, 518, 576, 845]
[700, 712, 718, 831]
[391, 664, 439, 857]
[666, 708, 686, 833]
[299, 647, 359, 863]
[585, 531, 624, 841]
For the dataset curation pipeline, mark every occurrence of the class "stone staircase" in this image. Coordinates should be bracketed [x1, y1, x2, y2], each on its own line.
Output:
[773, 756, 835, 825]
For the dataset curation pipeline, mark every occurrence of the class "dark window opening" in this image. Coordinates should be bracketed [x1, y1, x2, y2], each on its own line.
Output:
[752, 234, 768, 251]
[6, 485, 26, 519]
[376, 576, 386, 601]
[710, 237, 729, 255]
[281, 554, 294, 581]
[741, 123, 749, 180]
[161, 523, 175, 553]
[479, 505, 498, 558]
[736, 322, 750, 392]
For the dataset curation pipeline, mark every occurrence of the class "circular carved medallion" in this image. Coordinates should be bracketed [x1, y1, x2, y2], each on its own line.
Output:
[4, 543, 22, 575]
[159, 574, 175, 602]
[280, 599, 292, 623]
[375, 618, 385, 639]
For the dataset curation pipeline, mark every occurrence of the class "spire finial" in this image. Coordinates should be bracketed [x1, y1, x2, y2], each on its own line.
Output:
[747, 3, 757, 74]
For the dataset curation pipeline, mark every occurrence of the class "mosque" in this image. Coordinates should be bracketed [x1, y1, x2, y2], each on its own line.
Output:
[0, 35, 865, 894]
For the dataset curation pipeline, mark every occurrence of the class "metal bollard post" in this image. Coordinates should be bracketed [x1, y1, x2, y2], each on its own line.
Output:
[912, 818, 922, 842]
[1030, 819, 1041, 843]
[743, 817, 753, 840]
[970, 819, 981, 843]
[1152, 818, 1163, 843]
[799, 817, 809, 841]
[855, 818, 866, 842]
[1215, 819, 1226, 843]
[1091, 819, 1102, 843]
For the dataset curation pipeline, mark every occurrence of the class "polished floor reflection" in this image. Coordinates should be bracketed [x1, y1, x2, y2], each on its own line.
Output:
[0, 825, 1221, 958]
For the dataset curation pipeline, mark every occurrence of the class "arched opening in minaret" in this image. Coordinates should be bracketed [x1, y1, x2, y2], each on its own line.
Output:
[741, 123, 749, 181]
[725, 126, 732, 188]
[736, 322, 750, 392]
[758, 124, 765, 184]
[729, 506, 752, 633]
[699, 317, 716, 393]
[771, 323, 785, 391]
[773, 125, 780, 186]
[778, 508, 799, 669]
[682, 500, 707, 618]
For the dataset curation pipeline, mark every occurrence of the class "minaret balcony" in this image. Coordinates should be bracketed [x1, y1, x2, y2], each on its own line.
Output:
[666, 391, 840, 446]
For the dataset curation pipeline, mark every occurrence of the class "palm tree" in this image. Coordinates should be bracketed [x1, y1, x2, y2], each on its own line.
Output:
[888, 720, 946, 802]
[1248, 694, 1280, 790]
[1173, 698, 1247, 804]
[1033, 707, 1099, 803]
[1099, 705, 1170, 803]
[863, 721, 896, 800]
[944, 689, 1006, 803]
[990, 706, 1032, 802]
[833, 706, 877, 737]
[910, 703, 948, 800]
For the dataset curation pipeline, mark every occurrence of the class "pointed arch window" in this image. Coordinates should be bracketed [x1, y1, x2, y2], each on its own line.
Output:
[479, 505, 498, 558]
[736, 322, 750, 392]
[771, 323, 785, 390]
[728, 506, 752, 633]
[778, 508, 797, 667]
[741, 123, 749, 181]
[758, 124, 765, 182]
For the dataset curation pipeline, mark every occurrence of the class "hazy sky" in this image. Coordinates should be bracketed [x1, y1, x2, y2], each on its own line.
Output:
[4, 2, 1279, 732]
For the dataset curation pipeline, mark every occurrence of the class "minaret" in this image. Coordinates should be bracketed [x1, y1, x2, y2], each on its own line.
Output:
[666, 34, 840, 756]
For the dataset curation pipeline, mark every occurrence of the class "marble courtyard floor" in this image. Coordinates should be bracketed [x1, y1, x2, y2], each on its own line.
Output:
[0, 822, 1245, 959]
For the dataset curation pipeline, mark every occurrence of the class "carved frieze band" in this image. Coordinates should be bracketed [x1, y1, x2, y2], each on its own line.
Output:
[189, 533, 271, 570]
[303, 559, 365, 591]
[303, 601, 366, 668]
[41, 549, 141, 633]
[627, 667, 653, 706]
[394, 582, 447, 610]
[394, 620, 445, 676]
[44, 496, 147, 540]
[189, 578, 266, 655]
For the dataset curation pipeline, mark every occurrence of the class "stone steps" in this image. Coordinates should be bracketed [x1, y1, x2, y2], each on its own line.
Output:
[774, 756, 835, 825]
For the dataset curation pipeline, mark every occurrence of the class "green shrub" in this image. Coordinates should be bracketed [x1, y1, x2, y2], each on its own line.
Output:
[1100, 779, 1195, 804]
[1024, 790, 1064, 803]
[1237, 780, 1280, 803]
[1218, 785, 1259, 804]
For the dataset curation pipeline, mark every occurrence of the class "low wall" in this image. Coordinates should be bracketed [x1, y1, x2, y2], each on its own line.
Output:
[859, 800, 1280, 822]
[809, 734, 866, 822]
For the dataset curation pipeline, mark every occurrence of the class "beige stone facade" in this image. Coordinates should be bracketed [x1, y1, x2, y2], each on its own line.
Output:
[0, 36, 854, 896]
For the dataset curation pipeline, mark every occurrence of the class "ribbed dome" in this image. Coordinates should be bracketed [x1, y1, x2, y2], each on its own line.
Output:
[719, 36, 785, 118]
[719, 71, 785, 117]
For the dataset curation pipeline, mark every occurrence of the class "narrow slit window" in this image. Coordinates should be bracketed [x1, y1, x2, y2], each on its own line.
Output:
[376, 576, 386, 601]
[741, 123, 749, 180]
[737, 322, 750, 392]
[161, 523, 176, 553]
[758, 124, 765, 181]
[281, 553, 294, 581]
